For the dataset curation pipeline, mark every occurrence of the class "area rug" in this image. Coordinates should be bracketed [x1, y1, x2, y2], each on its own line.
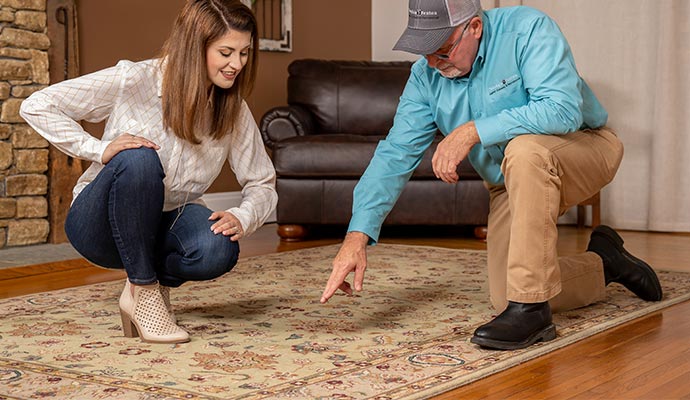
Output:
[1, 244, 689, 400]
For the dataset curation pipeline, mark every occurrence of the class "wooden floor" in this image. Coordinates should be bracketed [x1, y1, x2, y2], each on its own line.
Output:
[1, 224, 689, 399]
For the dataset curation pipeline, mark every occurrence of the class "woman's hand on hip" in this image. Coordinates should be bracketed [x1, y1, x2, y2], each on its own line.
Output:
[102, 133, 160, 164]
[209, 211, 244, 241]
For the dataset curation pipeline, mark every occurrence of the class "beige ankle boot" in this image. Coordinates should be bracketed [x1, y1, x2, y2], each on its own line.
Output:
[159, 285, 177, 323]
[119, 280, 189, 344]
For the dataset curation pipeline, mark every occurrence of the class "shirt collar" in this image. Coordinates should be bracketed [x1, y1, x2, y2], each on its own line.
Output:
[470, 10, 489, 77]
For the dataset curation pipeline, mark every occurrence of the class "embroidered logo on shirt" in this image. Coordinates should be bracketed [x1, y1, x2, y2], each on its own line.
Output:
[489, 75, 521, 95]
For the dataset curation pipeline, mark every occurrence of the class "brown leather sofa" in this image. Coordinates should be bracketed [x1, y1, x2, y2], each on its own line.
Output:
[260, 59, 489, 241]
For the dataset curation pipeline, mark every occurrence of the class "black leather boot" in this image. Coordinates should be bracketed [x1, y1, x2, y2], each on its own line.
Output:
[470, 301, 556, 350]
[587, 225, 663, 301]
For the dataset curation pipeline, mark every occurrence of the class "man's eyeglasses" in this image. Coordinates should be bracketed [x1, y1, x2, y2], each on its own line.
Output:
[430, 20, 472, 60]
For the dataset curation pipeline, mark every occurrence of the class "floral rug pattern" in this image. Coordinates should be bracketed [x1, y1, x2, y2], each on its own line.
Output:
[1, 244, 689, 399]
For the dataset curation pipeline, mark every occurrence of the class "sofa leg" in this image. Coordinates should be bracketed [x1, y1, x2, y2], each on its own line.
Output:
[473, 226, 488, 241]
[277, 224, 308, 241]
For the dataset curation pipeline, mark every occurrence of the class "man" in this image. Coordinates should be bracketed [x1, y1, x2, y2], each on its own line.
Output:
[319, 0, 663, 351]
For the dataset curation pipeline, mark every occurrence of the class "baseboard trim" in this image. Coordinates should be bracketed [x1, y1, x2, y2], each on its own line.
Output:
[201, 191, 277, 223]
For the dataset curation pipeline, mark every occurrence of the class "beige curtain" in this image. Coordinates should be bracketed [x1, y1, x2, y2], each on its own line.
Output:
[647, 2, 690, 232]
[483, 0, 690, 232]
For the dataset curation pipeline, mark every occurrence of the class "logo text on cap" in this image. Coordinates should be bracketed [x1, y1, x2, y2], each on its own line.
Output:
[410, 8, 439, 18]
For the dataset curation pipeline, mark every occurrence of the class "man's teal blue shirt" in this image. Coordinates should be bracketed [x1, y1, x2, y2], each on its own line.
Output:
[349, 6, 608, 243]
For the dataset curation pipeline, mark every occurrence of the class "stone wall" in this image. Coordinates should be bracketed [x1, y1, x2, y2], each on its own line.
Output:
[0, 0, 50, 247]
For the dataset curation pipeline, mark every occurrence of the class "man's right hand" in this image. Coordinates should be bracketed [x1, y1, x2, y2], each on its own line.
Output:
[320, 231, 369, 303]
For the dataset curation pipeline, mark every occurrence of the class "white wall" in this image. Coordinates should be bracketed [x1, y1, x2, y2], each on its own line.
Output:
[371, 0, 418, 61]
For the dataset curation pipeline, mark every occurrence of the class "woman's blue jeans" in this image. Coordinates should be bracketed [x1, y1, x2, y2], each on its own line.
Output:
[65, 148, 239, 287]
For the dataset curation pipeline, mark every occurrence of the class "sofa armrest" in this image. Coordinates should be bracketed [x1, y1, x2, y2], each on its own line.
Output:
[260, 105, 316, 149]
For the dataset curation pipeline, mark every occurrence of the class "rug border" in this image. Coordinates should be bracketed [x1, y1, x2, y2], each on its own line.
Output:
[0, 357, 218, 400]
[401, 290, 690, 399]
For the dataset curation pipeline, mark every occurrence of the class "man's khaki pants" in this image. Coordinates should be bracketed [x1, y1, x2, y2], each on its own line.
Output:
[487, 128, 624, 313]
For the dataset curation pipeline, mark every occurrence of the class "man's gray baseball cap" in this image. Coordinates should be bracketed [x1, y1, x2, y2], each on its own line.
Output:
[394, 0, 482, 55]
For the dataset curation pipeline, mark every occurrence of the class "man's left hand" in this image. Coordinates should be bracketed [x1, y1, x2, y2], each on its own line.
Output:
[432, 121, 480, 183]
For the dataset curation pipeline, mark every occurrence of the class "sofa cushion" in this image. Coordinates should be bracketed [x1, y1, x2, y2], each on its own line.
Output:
[287, 60, 413, 136]
[276, 179, 489, 225]
[273, 134, 482, 180]
[273, 134, 380, 178]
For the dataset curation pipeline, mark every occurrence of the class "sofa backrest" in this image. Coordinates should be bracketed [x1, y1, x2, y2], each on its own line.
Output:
[287, 59, 414, 136]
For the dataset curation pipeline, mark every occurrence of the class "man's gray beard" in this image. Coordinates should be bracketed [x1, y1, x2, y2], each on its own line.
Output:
[439, 67, 463, 79]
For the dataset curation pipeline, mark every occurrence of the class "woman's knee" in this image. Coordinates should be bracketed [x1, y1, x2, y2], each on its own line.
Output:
[193, 237, 240, 279]
[65, 228, 123, 270]
[110, 148, 164, 183]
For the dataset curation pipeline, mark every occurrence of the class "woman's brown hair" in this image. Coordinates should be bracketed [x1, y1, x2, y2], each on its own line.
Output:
[159, 0, 259, 144]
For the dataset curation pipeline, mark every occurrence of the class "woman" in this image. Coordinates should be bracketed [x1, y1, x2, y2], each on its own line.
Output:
[19, 0, 277, 344]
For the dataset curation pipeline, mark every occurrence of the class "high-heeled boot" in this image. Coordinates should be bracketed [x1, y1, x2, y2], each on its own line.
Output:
[119, 280, 189, 344]
[159, 285, 177, 323]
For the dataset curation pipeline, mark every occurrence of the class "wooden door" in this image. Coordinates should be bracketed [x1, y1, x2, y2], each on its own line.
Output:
[45, 0, 84, 243]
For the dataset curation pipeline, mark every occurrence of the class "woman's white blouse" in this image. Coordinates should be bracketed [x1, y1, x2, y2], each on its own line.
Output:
[19, 58, 277, 237]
